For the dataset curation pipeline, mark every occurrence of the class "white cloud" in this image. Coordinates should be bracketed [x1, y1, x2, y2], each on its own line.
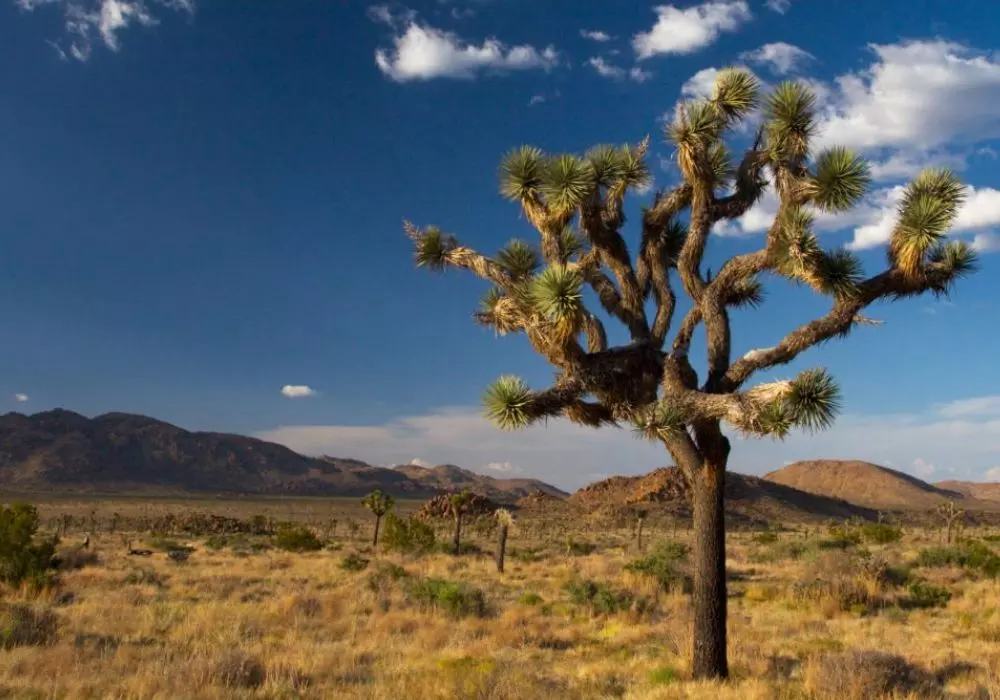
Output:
[985, 466, 1000, 482]
[280, 385, 317, 399]
[912, 458, 936, 479]
[765, 0, 790, 12]
[587, 57, 651, 83]
[935, 396, 1000, 419]
[740, 42, 813, 75]
[630, 66, 653, 83]
[972, 233, 1000, 252]
[257, 396, 1000, 490]
[816, 41, 1000, 153]
[408, 457, 432, 467]
[16, 0, 193, 62]
[14, 394, 29, 403]
[868, 150, 968, 181]
[633, 1, 751, 59]
[484, 461, 522, 474]
[374, 20, 559, 81]
[580, 29, 613, 42]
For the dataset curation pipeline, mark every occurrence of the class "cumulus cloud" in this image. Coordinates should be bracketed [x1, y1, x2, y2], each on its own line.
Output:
[740, 42, 813, 75]
[580, 29, 613, 42]
[15, 0, 193, 62]
[633, 1, 751, 59]
[935, 396, 1000, 419]
[912, 458, 936, 479]
[374, 19, 559, 81]
[14, 394, 29, 403]
[256, 396, 1000, 490]
[280, 385, 316, 399]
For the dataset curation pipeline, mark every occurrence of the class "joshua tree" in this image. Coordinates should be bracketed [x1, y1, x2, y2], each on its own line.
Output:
[634, 507, 649, 553]
[403, 70, 978, 678]
[448, 491, 474, 556]
[936, 501, 965, 544]
[495, 508, 514, 573]
[361, 490, 395, 547]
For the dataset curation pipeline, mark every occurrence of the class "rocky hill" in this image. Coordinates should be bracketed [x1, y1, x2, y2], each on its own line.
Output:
[569, 466, 876, 525]
[394, 463, 569, 502]
[935, 481, 1000, 504]
[0, 410, 563, 502]
[763, 460, 968, 511]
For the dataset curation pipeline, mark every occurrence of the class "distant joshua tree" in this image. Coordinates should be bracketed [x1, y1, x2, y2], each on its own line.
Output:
[936, 501, 965, 544]
[361, 490, 395, 547]
[495, 508, 514, 574]
[634, 508, 649, 553]
[404, 68, 978, 678]
[448, 491, 474, 556]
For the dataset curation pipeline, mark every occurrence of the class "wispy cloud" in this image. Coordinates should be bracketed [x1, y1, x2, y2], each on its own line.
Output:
[257, 396, 1000, 490]
[586, 56, 651, 83]
[13, 394, 29, 403]
[765, 0, 790, 13]
[15, 0, 194, 62]
[580, 29, 613, 42]
[633, 1, 751, 60]
[740, 42, 813, 75]
[373, 14, 559, 81]
[280, 385, 317, 399]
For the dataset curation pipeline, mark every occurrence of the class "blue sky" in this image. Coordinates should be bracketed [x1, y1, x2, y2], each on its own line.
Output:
[3, 0, 1000, 489]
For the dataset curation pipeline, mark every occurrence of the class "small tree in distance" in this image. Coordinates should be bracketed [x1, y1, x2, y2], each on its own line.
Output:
[495, 508, 514, 574]
[404, 69, 979, 679]
[361, 490, 395, 547]
[448, 491, 474, 556]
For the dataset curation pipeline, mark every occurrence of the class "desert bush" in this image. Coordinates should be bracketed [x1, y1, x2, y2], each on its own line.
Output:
[0, 604, 58, 649]
[750, 540, 808, 563]
[210, 650, 266, 688]
[752, 531, 779, 544]
[625, 542, 689, 592]
[123, 568, 165, 587]
[56, 545, 99, 571]
[828, 523, 864, 546]
[518, 592, 544, 606]
[408, 578, 488, 618]
[147, 537, 194, 553]
[0, 502, 58, 589]
[381, 514, 436, 555]
[565, 537, 597, 556]
[563, 579, 633, 615]
[903, 580, 952, 609]
[366, 562, 410, 591]
[340, 553, 370, 572]
[436, 540, 483, 556]
[816, 537, 858, 551]
[508, 547, 543, 563]
[273, 525, 323, 553]
[648, 665, 679, 685]
[860, 523, 903, 545]
[805, 650, 942, 700]
[916, 540, 1000, 577]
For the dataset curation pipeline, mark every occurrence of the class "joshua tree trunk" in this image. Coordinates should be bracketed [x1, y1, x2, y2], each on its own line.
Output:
[496, 523, 509, 573]
[453, 515, 463, 556]
[372, 515, 382, 547]
[689, 450, 729, 679]
[636, 517, 645, 553]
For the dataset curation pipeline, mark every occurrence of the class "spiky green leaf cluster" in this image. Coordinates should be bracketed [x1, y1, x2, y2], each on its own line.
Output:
[500, 146, 545, 201]
[813, 249, 863, 299]
[707, 142, 735, 189]
[784, 368, 841, 432]
[632, 402, 688, 442]
[891, 169, 967, 275]
[728, 276, 766, 309]
[540, 155, 595, 213]
[616, 143, 652, 191]
[764, 82, 817, 161]
[414, 227, 457, 271]
[483, 375, 534, 431]
[660, 220, 688, 268]
[496, 239, 540, 280]
[926, 240, 978, 295]
[711, 67, 761, 123]
[585, 145, 623, 187]
[772, 206, 821, 278]
[528, 264, 583, 322]
[668, 100, 725, 151]
[811, 147, 871, 212]
[559, 226, 584, 259]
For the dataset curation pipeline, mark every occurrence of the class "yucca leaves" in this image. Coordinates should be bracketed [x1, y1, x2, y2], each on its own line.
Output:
[707, 142, 735, 189]
[661, 220, 688, 267]
[811, 147, 871, 212]
[711, 67, 761, 123]
[500, 146, 546, 202]
[586, 144, 624, 188]
[728, 276, 766, 309]
[756, 402, 794, 439]
[764, 81, 817, 161]
[668, 100, 725, 180]
[496, 239, 540, 280]
[890, 169, 967, 277]
[784, 368, 841, 432]
[483, 375, 534, 430]
[632, 402, 688, 442]
[926, 240, 978, 295]
[528, 264, 584, 322]
[813, 249, 863, 299]
[413, 227, 457, 271]
[475, 287, 521, 335]
[616, 143, 652, 191]
[559, 226, 584, 259]
[540, 154, 595, 214]
[773, 206, 821, 278]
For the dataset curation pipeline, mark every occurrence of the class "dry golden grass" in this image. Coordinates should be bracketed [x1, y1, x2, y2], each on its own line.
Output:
[2, 500, 1000, 698]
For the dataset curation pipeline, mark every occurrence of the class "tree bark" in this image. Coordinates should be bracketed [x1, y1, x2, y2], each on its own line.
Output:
[636, 517, 645, 553]
[453, 515, 463, 556]
[372, 515, 381, 547]
[496, 525, 508, 574]
[691, 460, 728, 679]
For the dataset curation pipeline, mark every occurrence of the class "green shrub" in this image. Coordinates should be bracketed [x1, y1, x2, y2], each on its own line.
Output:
[55, 545, 99, 571]
[648, 665, 679, 685]
[750, 540, 808, 563]
[518, 592, 544, 606]
[916, 541, 1000, 577]
[0, 604, 58, 649]
[752, 531, 779, 544]
[916, 547, 961, 568]
[147, 538, 194, 553]
[563, 579, 633, 615]
[381, 514, 436, 555]
[340, 553, 370, 572]
[436, 541, 483, 556]
[904, 580, 952, 609]
[508, 547, 543, 563]
[0, 503, 58, 588]
[123, 568, 165, 587]
[816, 537, 857, 551]
[408, 578, 488, 618]
[565, 538, 597, 556]
[860, 523, 903, 545]
[625, 542, 689, 592]
[273, 525, 323, 553]
[827, 524, 863, 546]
